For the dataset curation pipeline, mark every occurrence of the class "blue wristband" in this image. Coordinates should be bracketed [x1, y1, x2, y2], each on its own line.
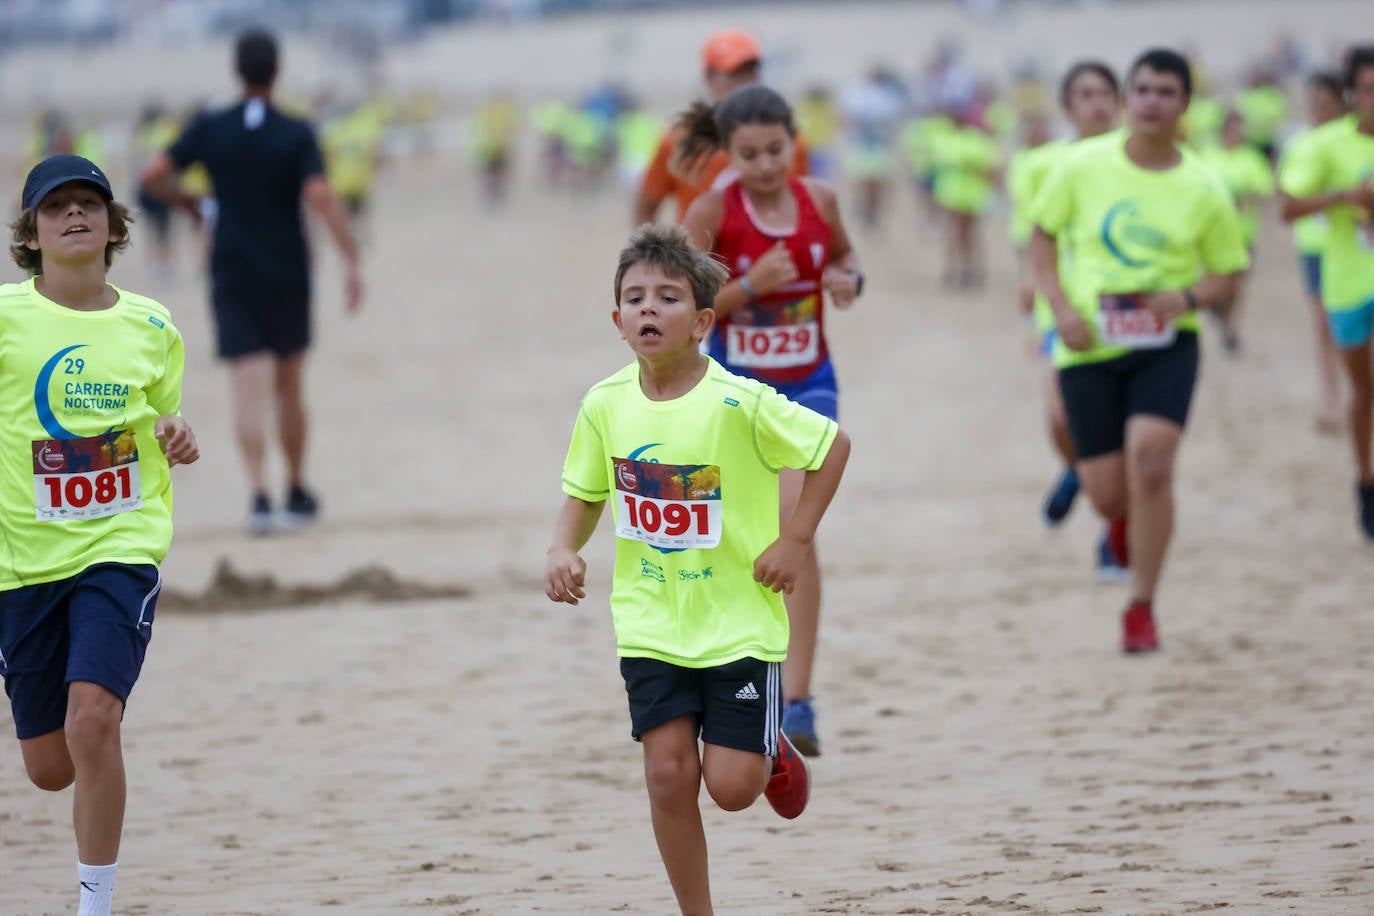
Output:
[738, 275, 757, 301]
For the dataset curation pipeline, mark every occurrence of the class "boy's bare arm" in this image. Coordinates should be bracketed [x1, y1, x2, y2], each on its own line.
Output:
[754, 428, 851, 593]
[545, 495, 606, 605]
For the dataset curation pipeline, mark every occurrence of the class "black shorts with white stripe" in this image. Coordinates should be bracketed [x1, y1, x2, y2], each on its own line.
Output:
[619, 656, 781, 757]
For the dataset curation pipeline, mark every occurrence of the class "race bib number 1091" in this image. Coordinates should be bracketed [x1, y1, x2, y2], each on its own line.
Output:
[32, 430, 143, 521]
[613, 457, 722, 550]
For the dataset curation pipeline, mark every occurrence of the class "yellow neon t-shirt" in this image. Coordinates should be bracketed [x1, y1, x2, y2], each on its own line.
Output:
[1237, 85, 1288, 147]
[1280, 127, 1332, 255]
[323, 108, 385, 198]
[1008, 138, 1068, 249]
[1202, 143, 1275, 247]
[561, 358, 837, 668]
[932, 125, 998, 215]
[1031, 132, 1250, 368]
[0, 279, 184, 590]
[1278, 115, 1374, 312]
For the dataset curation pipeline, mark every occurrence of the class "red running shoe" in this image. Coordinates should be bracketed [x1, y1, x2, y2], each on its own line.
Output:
[1108, 516, 1130, 569]
[764, 731, 811, 820]
[1121, 600, 1158, 654]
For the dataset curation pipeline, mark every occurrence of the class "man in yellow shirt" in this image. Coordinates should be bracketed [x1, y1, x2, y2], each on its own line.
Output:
[1030, 49, 1249, 652]
[1279, 46, 1374, 538]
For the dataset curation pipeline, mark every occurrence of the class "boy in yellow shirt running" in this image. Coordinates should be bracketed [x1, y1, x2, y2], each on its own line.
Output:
[545, 224, 850, 915]
[1, 155, 200, 916]
[1029, 49, 1249, 652]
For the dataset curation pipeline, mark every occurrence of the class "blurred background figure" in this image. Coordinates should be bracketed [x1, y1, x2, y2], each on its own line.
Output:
[1237, 65, 1289, 163]
[321, 96, 388, 233]
[931, 104, 998, 289]
[840, 65, 907, 234]
[1280, 70, 1349, 434]
[795, 85, 842, 180]
[130, 101, 182, 285]
[1202, 109, 1275, 354]
[614, 96, 664, 192]
[469, 91, 520, 207]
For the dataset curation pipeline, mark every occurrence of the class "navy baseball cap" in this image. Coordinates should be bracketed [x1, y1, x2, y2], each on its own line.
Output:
[22, 155, 113, 211]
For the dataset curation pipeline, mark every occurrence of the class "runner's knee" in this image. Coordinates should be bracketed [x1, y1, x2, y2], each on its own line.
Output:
[1129, 443, 1175, 495]
[64, 686, 122, 760]
[23, 744, 75, 791]
[643, 747, 700, 804]
[704, 772, 762, 812]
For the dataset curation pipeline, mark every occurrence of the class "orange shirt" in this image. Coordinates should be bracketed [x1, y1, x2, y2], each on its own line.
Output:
[640, 126, 810, 222]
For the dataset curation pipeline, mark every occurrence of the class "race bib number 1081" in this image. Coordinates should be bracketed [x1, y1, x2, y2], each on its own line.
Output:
[613, 457, 722, 550]
[32, 430, 143, 521]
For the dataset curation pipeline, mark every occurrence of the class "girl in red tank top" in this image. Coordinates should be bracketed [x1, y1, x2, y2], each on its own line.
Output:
[708, 175, 833, 386]
[679, 83, 862, 764]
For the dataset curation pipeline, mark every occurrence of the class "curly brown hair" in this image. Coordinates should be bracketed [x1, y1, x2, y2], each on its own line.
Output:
[9, 200, 134, 274]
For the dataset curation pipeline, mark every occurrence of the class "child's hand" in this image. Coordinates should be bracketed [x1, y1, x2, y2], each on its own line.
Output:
[748, 241, 799, 297]
[753, 535, 810, 594]
[545, 546, 587, 605]
[155, 415, 200, 467]
[822, 265, 859, 309]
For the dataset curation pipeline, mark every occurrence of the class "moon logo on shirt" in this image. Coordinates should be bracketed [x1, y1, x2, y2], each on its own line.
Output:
[1100, 200, 1150, 269]
[35, 345, 87, 441]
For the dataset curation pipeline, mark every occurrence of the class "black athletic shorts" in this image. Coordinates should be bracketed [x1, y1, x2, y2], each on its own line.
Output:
[620, 655, 781, 756]
[1057, 331, 1199, 460]
[211, 284, 311, 359]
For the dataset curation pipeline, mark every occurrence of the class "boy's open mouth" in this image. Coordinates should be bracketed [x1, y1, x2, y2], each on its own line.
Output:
[62, 225, 90, 236]
[640, 324, 661, 337]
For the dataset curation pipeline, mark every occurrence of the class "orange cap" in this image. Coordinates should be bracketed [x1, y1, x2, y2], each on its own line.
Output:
[701, 29, 762, 73]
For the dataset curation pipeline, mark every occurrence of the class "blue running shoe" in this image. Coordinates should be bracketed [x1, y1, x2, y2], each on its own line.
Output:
[782, 698, 821, 758]
[1042, 467, 1079, 527]
[1095, 530, 1129, 583]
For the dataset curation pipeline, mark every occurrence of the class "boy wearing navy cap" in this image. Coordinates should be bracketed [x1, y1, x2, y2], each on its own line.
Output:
[4, 154, 200, 916]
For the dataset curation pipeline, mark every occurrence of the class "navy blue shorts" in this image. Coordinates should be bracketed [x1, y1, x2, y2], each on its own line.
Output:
[620, 656, 781, 756]
[770, 358, 840, 422]
[211, 284, 311, 360]
[0, 563, 161, 740]
[1300, 253, 1322, 300]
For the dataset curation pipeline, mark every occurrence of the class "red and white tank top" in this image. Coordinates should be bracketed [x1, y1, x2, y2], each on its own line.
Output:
[708, 177, 833, 385]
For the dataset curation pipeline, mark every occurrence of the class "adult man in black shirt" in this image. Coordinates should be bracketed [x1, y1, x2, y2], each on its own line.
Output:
[142, 29, 363, 534]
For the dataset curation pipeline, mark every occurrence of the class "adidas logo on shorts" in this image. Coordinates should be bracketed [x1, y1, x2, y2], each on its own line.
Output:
[735, 682, 760, 700]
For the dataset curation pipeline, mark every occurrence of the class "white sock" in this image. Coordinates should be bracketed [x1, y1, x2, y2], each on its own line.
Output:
[77, 862, 117, 916]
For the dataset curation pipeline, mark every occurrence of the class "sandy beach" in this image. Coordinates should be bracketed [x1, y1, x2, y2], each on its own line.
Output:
[3, 2, 1374, 913]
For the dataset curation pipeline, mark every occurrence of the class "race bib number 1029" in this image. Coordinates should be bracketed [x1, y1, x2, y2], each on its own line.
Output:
[32, 430, 143, 521]
[613, 457, 722, 550]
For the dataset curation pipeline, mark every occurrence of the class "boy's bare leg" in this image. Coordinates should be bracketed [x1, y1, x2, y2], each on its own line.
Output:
[1125, 415, 1184, 602]
[701, 743, 770, 812]
[20, 730, 75, 791]
[66, 682, 126, 864]
[641, 717, 712, 916]
[779, 468, 820, 706]
[228, 353, 275, 496]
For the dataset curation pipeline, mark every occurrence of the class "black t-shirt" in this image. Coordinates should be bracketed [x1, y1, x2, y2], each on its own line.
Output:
[169, 100, 324, 296]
